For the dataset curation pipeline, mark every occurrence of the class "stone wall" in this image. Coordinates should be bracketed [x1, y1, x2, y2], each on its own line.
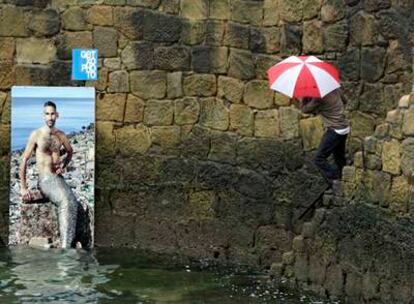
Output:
[0, 0, 414, 302]
[273, 94, 414, 302]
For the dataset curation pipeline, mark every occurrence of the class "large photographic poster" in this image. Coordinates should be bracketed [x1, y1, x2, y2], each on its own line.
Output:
[9, 86, 95, 249]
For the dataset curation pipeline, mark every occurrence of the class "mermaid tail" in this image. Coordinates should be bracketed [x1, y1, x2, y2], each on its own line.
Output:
[39, 175, 79, 248]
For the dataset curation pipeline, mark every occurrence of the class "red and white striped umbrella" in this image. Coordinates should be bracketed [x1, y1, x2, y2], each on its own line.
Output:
[267, 56, 341, 98]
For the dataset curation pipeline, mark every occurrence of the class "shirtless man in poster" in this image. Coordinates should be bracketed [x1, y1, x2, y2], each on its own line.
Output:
[19, 101, 79, 248]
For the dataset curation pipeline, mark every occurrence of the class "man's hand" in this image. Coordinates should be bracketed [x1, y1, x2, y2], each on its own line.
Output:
[55, 166, 65, 175]
[21, 188, 32, 202]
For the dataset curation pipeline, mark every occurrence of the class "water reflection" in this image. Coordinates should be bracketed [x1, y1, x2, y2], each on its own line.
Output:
[1, 247, 118, 303]
[0, 247, 339, 304]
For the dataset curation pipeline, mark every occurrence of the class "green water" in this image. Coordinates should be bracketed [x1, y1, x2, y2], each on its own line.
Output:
[0, 247, 338, 304]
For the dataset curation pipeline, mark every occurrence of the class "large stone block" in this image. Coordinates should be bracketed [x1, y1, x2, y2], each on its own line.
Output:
[229, 104, 253, 136]
[363, 170, 391, 205]
[144, 100, 174, 126]
[121, 42, 153, 70]
[323, 20, 348, 52]
[389, 176, 409, 214]
[300, 116, 324, 151]
[124, 94, 144, 123]
[263, 0, 279, 26]
[402, 108, 414, 136]
[115, 125, 151, 155]
[87, 5, 113, 26]
[104, 58, 121, 71]
[199, 98, 229, 131]
[208, 131, 237, 164]
[303, 0, 322, 20]
[280, 107, 300, 139]
[401, 138, 414, 177]
[159, 0, 180, 14]
[62, 7, 88, 30]
[224, 22, 250, 49]
[321, 0, 346, 22]
[280, 24, 302, 55]
[385, 40, 410, 75]
[250, 27, 281, 54]
[377, 9, 406, 40]
[349, 112, 376, 138]
[303, 20, 324, 54]
[230, 0, 263, 26]
[350, 12, 377, 46]
[244, 80, 274, 109]
[181, 0, 208, 20]
[151, 126, 181, 148]
[127, 0, 160, 8]
[280, 0, 302, 22]
[16, 38, 56, 64]
[183, 74, 216, 97]
[154, 46, 191, 70]
[167, 72, 183, 98]
[174, 97, 200, 125]
[192, 46, 228, 74]
[56, 32, 93, 60]
[217, 76, 244, 103]
[382, 139, 401, 175]
[0, 37, 14, 61]
[144, 11, 182, 42]
[0, 6, 28, 37]
[210, 0, 230, 20]
[108, 71, 129, 93]
[130, 70, 167, 99]
[93, 27, 118, 57]
[205, 20, 225, 46]
[0, 62, 15, 90]
[228, 49, 255, 80]
[337, 49, 360, 82]
[359, 83, 386, 116]
[96, 93, 126, 122]
[360, 47, 386, 83]
[29, 9, 60, 37]
[113, 7, 145, 40]
[254, 109, 279, 138]
[181, 20, 205, 45]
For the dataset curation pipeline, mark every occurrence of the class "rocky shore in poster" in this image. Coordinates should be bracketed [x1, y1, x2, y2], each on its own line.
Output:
[9, 124, 95, 248]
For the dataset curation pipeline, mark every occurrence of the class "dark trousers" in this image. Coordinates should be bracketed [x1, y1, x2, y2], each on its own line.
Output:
[314, 128, 347, 182]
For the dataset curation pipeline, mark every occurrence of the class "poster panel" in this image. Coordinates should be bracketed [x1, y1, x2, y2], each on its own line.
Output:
[9, 86, 95, 249]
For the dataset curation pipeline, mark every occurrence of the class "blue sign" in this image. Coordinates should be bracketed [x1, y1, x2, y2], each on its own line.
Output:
[72, 49, 98, 81]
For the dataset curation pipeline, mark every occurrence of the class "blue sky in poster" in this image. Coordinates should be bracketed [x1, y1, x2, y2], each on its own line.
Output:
[11, 87, 95, 151]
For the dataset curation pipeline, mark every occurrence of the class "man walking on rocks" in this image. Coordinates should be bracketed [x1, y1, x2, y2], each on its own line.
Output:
[20, 101, 79, 248]
[300, 89, 350, 186]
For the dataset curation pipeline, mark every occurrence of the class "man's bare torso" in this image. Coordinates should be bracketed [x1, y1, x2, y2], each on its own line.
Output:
[32, 127, 65, 177]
